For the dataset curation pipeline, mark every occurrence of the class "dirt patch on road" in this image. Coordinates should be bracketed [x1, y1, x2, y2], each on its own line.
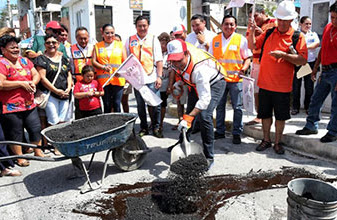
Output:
[73, 167, 335, 219]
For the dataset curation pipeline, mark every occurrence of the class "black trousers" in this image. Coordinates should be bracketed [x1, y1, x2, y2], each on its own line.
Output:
[292, 61, 315, 110]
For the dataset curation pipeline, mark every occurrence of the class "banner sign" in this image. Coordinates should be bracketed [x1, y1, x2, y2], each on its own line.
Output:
[129, 0, 143, 10]
[242, 75, 255, 114]
[117, 54, 162, 106]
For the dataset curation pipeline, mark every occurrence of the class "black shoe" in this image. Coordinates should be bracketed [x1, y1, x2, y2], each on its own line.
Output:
[291, 109, 299, 115]
[153, 129, 163, 138]
[139, 129, 149, 137]
[295, 127, 318, 135]
[207, 159, 214, 170]
[320, 133, 337, 143]
[232, 135, 241, 144]
[214, 132, 226, 140]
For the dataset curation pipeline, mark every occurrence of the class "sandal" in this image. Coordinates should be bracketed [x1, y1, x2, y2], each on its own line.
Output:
[256, 140, 272, 151]
[15, 159, 30, 167]
[1, 167, 22, 177]
[274, 143, 285, 155]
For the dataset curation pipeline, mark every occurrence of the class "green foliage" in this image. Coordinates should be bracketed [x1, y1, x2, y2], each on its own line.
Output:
[265, 6, 277, 17]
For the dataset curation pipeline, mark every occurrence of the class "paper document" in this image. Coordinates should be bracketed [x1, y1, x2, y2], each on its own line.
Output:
[296, 63, 312, 79]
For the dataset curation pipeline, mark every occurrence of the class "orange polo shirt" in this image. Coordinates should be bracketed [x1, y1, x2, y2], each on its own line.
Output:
[255, 27, 308, 93]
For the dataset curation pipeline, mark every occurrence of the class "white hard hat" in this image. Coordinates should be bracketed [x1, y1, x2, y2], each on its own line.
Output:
[273, 1, 298, 20]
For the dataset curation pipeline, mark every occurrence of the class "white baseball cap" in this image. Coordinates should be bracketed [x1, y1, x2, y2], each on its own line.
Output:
[273, 1, 298, 20]
[167, 39, 187, 61]
[172, 24, 186, 35]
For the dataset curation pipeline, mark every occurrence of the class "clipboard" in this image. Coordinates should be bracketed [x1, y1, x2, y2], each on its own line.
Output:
[296, 63, 312, 79]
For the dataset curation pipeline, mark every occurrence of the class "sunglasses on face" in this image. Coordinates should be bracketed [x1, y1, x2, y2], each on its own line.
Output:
[45, 41, 58, 45]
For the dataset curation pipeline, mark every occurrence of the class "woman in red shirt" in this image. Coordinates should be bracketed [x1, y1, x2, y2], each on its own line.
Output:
[0, 35, 45, 167]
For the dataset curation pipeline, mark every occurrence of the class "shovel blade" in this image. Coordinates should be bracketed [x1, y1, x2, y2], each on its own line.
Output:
[170, 129, 205, 164]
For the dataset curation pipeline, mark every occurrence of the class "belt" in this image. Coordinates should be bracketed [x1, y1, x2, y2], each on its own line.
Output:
[322, 63, 337, 71]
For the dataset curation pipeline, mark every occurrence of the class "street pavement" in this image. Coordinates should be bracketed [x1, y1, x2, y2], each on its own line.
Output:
[0, 96, 337, 220]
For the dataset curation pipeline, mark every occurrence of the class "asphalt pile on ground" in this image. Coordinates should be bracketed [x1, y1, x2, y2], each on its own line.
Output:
[44, 114, 134, 142]
[152, 154, 208, 214]
[73, 167, 336, 220]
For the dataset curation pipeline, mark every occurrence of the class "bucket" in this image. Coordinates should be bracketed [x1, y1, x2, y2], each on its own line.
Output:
[287, 178, 337, 220]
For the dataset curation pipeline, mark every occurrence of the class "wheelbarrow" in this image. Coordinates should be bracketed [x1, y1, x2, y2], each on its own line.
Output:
[0, 113, 151, 193]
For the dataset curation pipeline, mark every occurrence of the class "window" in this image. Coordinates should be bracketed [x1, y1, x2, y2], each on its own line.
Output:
[133, 10, 150, 24]
[312, 2, 329, 39]
[95, 5, 113, 42]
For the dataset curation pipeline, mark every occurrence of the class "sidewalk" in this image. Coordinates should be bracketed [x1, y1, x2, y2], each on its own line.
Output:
[243, 110, 337, 162]
[167, 102, 337, 162]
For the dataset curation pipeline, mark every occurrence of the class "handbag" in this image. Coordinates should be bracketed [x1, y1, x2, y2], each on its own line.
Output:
[34, 58, 63, 109]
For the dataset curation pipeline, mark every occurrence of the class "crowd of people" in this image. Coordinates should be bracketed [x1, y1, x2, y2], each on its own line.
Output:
[1, 0, 337, 175]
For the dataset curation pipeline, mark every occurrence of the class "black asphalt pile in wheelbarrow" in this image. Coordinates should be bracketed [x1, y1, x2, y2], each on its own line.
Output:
[45, 114, 134, 142]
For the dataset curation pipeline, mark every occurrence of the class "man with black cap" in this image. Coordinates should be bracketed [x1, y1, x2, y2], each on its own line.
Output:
[26, 21, 68, 59]
[167, 39, 227, 168]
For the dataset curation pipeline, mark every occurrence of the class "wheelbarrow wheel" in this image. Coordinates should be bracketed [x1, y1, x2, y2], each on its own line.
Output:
[112, 135, 147, 171]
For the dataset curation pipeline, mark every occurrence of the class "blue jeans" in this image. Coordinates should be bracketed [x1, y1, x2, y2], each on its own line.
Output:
[305, 68, 337, 136]
[193, 80, 226, 159]
[216, 82, 243, 135]
[103, 84, 123, 113]
[134, 82, 161, 130]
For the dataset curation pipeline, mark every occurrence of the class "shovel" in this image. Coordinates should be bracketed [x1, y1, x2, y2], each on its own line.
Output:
[170, 128, 205, 165]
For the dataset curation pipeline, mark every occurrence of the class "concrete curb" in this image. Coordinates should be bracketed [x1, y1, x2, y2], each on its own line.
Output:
[168, 101, 337, 161]
[243, 125, 337, 161]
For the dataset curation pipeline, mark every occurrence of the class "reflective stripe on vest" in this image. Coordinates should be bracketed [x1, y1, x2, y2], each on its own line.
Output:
[129, 34, 154, 75]
[95, 41, 125, 86]
[175, 43, 227, 96]
[71, 44, 93, 82]
[212, 33, 243, 83]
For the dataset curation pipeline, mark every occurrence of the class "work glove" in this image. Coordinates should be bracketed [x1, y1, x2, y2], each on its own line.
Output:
[178, 114, 194, 131]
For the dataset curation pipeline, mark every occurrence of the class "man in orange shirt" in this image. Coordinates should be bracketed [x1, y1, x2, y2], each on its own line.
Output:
[296, 2, 337, 143]
[248, 1, 307, 154]
[246, 5, 277, 125]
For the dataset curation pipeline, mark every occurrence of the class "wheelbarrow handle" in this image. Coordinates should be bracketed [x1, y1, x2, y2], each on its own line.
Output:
[0, 154, 70, 162]
[0, 141, 54, 150]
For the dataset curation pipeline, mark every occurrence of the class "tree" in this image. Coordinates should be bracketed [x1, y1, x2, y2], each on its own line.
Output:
[0, 4, 18, 28]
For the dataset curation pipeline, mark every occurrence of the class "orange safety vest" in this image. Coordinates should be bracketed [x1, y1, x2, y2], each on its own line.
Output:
[129, 34, 154, 75]
[212, 33, 244, 83]
[71, 44, 94, 82]
[95, 41, 125, 86]
[174, 44, 227, 94]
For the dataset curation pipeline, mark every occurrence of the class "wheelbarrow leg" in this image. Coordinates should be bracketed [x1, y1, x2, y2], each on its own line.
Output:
[87, 153, 95, 170]
[100, 149, 113, 186]
[80, 159, 101, 194]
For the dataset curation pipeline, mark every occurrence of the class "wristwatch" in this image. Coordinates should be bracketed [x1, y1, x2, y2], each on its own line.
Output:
[158, 76, 164, 80]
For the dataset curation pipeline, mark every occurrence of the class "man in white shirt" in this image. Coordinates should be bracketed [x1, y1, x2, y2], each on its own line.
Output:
[185, 15, 217, 134]
[125, 16, 163, 138]
[167, 39, 227, 168]
[209, 15, 252, 144]
[186, 14, 217, 51]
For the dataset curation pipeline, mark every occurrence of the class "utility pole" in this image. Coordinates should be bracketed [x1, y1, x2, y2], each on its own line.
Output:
[6, 0, 12, 27]
[202, 0, 210, 30]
